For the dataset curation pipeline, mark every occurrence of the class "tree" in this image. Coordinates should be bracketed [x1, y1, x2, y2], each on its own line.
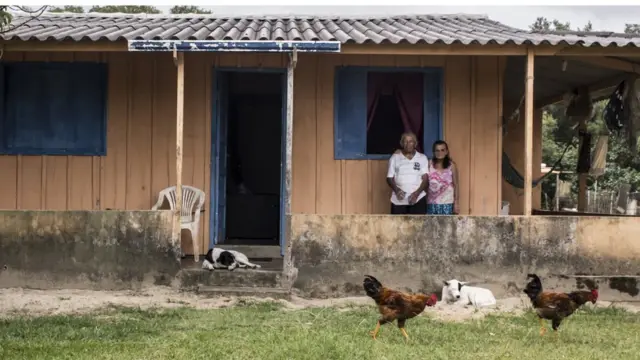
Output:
[529, 17, 593, 33]
[529, 17, 571, 32]
[624, 24, 640, 35]
[170, 6, 211, 14]
[49, 6, 84, 13]
[89, 6, 161, 14]
[0, 6, 49, 33]
[0, 6, 12, 30]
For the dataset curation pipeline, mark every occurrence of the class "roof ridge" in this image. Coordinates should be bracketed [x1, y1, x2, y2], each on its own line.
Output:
[533, 29, 640, 38]
[15, 11, 491, 21]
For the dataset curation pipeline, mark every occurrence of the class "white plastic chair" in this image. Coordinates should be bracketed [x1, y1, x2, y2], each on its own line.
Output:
[151, 185, 206, 262]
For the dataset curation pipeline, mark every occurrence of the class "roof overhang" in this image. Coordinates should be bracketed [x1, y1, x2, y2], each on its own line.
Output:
[127, 40, 341, 53]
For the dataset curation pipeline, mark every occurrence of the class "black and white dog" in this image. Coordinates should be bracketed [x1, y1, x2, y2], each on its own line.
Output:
[202, 247, 262, 271]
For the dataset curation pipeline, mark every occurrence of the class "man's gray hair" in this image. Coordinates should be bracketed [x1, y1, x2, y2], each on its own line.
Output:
[399, 132, 418, 146]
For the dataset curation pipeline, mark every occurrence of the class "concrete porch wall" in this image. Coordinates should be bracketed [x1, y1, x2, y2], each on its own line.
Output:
[0, 210, 180, 290]
[290, 214, 640, 299]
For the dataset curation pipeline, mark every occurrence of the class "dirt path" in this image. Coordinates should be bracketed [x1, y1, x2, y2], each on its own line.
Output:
[0, 286, 637, 321]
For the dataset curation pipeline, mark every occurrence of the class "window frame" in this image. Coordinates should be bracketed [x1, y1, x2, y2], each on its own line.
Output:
[333, 65, 443, 160]
[0, 61, 108, 156]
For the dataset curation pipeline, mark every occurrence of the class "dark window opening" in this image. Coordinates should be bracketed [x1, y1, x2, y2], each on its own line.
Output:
[365, 72, 425, 155]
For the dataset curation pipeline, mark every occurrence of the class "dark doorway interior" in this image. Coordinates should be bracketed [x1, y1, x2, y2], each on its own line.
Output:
[223, 72, 283, 246]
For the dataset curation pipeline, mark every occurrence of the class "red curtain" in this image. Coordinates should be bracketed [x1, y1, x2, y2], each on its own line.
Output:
[366, 72, 424, 151]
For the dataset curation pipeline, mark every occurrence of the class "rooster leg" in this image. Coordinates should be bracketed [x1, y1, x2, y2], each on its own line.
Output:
[538, 317, 546, 336]
[400, 328, 409, 342]
[551, 318, 562, 338]
[397, 319, 409, 342]
[370, 321, 381, 339]
[370, 319, 388, 339]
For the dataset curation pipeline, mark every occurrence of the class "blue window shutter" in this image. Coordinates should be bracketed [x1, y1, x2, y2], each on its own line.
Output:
[334, 66, 367, 160]
[67, 63, 108, 154]
[3, 63, 48, 151]
[1, 62, 107, 155]
[423, 70, 443, 159]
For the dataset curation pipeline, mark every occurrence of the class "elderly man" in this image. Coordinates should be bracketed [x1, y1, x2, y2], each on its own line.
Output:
[386, 132, 430, 215]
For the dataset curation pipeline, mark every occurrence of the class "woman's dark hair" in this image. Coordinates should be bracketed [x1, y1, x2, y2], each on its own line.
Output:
[432, 140, 451, 169]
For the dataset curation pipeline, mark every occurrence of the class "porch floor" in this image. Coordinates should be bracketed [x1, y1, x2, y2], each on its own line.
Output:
[179, 257, 283, 271]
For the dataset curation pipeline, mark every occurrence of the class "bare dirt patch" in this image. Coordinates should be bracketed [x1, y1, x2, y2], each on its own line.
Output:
[0, 286, 637, 321]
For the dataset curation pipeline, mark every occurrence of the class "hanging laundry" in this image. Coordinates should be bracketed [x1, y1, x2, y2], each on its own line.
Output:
[589, 135, 608, 178]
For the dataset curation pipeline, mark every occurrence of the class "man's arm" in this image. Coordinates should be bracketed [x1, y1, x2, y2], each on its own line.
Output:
[386, 155, 405, 199]
[408, 174, 429, 205]
[408, 159, 430, 204]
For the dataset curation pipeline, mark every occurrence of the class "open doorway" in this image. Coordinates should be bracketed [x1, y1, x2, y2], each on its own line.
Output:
[212, 70, 285, 247]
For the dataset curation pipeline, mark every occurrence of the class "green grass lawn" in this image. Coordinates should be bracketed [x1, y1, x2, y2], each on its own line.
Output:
[0, 301, 638, 360]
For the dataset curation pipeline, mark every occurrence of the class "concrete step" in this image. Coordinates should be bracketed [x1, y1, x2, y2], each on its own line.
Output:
[252, 258, 283, 271]
[179, 267, 282, 290]
[217, 245, 282, 259]
[197, 285, 291, 300]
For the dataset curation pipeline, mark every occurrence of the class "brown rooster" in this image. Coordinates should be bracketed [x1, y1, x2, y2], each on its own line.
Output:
[523, 273, 598, 336]
[363, 275, 438, 342]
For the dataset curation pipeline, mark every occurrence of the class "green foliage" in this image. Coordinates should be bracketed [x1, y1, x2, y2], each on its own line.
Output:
[49, 6, 84, 13]
[625, 24, 640, 34]
[88, 6, 161, 14]
[170, 6, 212, 14]
[540, 100, 640, 208]
[0, 6, 12, 31]
[529, 17, 640, 209]
[529, 17, 594, 32]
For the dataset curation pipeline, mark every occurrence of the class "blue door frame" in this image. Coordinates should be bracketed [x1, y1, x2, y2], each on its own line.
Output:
[210, 67, 288, 257]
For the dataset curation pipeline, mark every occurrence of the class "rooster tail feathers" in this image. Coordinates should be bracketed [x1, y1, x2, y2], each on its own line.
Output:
[363, 275, 384, 300]
[526, 273, 541, 282]
[523, 273, 543, 301]
[364, 274, 382, 286]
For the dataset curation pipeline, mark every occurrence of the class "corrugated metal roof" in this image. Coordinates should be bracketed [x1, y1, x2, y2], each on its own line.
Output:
[3, 12, 640, 47]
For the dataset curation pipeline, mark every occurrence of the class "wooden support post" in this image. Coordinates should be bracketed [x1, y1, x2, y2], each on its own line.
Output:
[173, 48, 187, 260]
[524, 48, 535, 216]
[555, 172, 560, 211]
[285, 48, 296, 217]
[577, 117, 588, 212]
[281, 47, 296, 277]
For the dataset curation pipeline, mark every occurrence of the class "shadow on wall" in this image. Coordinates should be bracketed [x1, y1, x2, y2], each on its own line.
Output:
[0, 210, 180, 290]
[289, 214, 640, 299]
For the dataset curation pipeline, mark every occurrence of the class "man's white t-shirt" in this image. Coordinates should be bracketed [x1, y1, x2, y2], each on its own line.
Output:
[387, 151, 430, 206]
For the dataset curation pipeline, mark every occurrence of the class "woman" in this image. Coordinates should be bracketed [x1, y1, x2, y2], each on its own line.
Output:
[426, 140, 459, 215]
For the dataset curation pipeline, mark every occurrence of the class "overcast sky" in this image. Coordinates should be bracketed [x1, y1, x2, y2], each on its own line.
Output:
[142, 6, 638, 33]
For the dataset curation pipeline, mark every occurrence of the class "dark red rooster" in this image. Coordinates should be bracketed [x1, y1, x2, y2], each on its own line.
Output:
[523, 273, 598, 336]
[363, 275, 437, 341]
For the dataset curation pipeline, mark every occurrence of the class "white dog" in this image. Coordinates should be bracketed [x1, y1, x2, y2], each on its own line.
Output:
[442, 279, 497, 307]
[202, 247, 262, 271]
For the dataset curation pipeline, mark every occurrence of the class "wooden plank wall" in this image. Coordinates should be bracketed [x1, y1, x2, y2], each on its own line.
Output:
[0, 51, 504, 256]
[0, 51, 224, 255]
[291, 54, 505, 215]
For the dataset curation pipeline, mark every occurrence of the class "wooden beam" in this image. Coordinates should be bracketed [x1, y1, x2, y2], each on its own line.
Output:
[534, 73, 628, 108]
[340, 43, 563, 56]
[553, 47, 640, 57]
[1, 40, 128, 52]
[341, 43, 640, 57]
[173, 50, 187, 261]
[524, 48, 535, 216]
[563, 56, 640, 74]
[4, 37, 640, 58]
